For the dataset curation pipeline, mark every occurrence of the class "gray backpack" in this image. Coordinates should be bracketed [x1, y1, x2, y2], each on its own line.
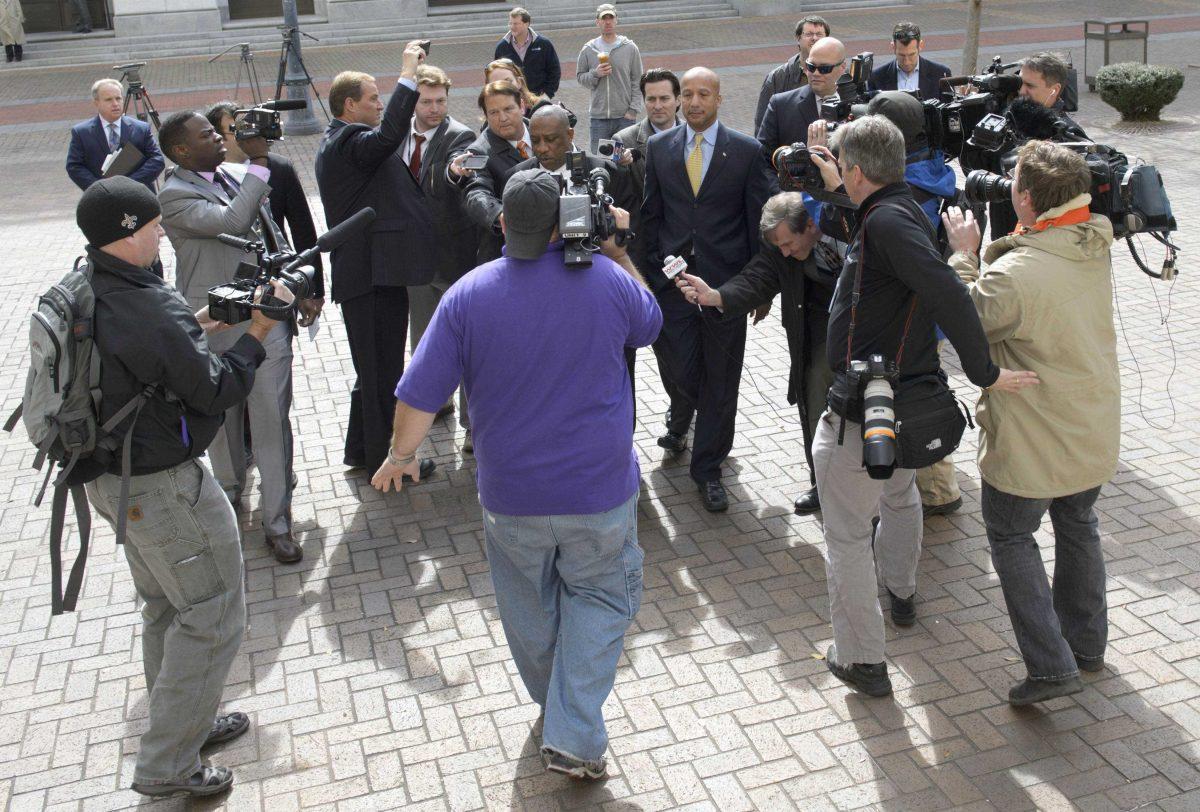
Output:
[4, 257, 153, 614]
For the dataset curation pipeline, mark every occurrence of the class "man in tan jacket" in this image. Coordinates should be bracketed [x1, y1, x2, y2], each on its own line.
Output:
[944, 140, 1119, 707]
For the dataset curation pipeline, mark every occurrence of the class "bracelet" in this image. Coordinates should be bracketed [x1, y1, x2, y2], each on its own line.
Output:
[387, 449, 416, 467]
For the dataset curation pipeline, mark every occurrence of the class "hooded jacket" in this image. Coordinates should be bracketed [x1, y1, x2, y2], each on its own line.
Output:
[576, 36, 644, 119]
[951, 195, 1119, 498]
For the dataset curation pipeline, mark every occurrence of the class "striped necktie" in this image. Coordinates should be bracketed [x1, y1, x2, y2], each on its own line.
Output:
[686, 132, 704, 196]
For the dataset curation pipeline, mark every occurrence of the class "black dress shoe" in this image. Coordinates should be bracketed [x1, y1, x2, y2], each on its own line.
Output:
[923, 496, 963, 517]
[825, 645, 892, 697]
[402, 458, 437, 482]
[888, 589, 916, 627]
[1008, 676, 1083, 706]
[1075, 655, 1105, 673]
[343, 456, 366, 470]
[204, 712, 249, 747]
[793, 487, 820, 515]
[435, 402, 455, 419]
[699, 479, 728, 512]
[265, 532, 303, 564]
[132, 765, 233, 797]
[657, 431, 686, 453]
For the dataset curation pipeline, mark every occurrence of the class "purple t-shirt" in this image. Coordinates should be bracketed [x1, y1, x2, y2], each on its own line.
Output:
[395, 243, 662, 516]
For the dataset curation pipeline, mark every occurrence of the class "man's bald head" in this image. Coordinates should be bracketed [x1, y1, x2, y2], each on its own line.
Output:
[680, 67, 722, 132]
[530, 104, 571, 134]
[805, 37, 846, 97]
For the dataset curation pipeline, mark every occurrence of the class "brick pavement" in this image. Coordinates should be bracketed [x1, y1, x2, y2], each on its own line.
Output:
[1, 2, 1199, 810]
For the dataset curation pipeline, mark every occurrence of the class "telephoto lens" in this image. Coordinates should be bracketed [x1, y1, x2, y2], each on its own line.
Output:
[964, 169, 1014, 205]
[861, 356, 898, 479]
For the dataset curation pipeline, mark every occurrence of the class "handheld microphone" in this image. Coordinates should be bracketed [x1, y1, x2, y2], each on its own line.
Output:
[662, 254, 688, 281]
[259, 99, 308, 111]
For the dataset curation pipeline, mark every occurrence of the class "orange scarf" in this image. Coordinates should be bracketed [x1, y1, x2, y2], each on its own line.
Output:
[1012, 205, 1091, 236]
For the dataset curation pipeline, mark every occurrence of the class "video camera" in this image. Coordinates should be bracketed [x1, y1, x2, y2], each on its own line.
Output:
[963, 143, 1178, 280]
[558, 152, 630, 267]
[233, 98, 309, 142]
[209, 207, 376, 323]
[920, 56, 1024, 159]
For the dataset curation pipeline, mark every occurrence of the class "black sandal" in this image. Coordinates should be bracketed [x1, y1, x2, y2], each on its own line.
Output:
[205, 711, 250, 747]
[132, 765, 234, 797]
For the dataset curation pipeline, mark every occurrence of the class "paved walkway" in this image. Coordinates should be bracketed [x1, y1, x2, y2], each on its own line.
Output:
[1, 1, 1199, 810]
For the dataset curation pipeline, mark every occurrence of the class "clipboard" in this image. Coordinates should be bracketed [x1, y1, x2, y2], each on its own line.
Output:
[101, 143, 146, 178]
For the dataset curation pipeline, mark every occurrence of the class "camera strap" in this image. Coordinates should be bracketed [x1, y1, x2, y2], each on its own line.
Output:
[838, 203, 919, 446]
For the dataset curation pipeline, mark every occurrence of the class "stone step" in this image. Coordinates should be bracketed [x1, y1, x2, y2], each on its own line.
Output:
[19, 0, 742, 68]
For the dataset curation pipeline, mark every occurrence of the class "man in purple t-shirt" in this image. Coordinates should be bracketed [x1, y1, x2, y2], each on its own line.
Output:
[372, 168, 661, 780]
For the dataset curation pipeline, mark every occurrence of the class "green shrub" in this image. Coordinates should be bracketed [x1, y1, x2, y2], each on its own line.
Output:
[1095, 63, 1184, 121]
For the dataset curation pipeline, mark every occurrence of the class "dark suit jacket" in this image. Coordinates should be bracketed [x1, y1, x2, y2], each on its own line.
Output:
[757, 85, 821, 161]
[265, 153, 323, 297]
[754, 54, 808, 133]
[640, 122, 774, 293]
[419, 116, 478, 286]
[461, 127, 527, 264]
[66, 115, 165, 192]
[314, 82, 434, 303]
[869, 57, 953, 102]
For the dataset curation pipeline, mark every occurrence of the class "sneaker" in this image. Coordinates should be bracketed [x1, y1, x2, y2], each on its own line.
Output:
[543, 748, 606, 780]
[1008, 676, 1083, 706]
[923, 497, 962, 518]
[825, 645, 892, 697]
[888, 589, 916, 627]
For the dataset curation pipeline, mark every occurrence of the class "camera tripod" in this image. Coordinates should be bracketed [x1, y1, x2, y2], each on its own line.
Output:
[275, 25, 329, 121]
[115, 62, 161, 130]
[209, 43, 264, 106]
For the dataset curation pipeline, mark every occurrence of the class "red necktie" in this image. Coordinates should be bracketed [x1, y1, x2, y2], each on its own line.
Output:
[517, 141, 530, 160]
[409, 134, 425, 177]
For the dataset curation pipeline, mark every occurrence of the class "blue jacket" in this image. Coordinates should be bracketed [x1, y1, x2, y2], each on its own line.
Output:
[808, 150, 956, 233]
[494, 31, 561, 98]
[66, 115, 164, 192]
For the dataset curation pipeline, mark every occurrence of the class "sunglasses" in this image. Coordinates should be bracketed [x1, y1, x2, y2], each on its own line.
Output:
[804, 61, 842, 75]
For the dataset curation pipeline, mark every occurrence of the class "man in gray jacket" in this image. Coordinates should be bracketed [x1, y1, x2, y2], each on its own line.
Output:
[576, 4, 644, 152]
[158, 110, 317, 564]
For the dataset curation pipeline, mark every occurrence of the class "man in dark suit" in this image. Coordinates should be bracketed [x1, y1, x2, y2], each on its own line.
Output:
[757, 37, 846, 161]
[868, 22, 952, 102]
[404, 65, 477, 442]
[66, 78, 164, 193]
[641, 66, 773, 512]
[449, 81, 530, 264]
[205, 101, 324, 303]
[315, 42, 438, 476]
[753, 15, 830, 134]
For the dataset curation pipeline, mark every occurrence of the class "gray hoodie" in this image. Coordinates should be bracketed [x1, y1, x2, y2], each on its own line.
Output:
[576, 35, 644, 119]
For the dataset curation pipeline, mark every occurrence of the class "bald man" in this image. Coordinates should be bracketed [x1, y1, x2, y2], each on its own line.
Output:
[640, 67, 774, 512]
[757, 36, 847, 160]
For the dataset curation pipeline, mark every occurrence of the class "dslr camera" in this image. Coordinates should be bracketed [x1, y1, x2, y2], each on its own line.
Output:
[233, 99, 309, 142]
[558, 152, 630, 267]
[819, 52, 874, 131]
[849, 354, 900, 480]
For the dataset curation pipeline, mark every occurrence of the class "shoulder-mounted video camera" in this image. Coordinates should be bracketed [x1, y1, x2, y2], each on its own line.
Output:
[233, 99, 308, 142]
[557, 152, 632, 267]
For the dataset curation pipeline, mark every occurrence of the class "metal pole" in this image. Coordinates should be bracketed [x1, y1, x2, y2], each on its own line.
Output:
[281, 0, 320, 135]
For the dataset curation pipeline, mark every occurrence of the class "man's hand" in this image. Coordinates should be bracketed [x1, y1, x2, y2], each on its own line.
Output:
[806, 119, 829, 150]
[599, 205, 631, 259]
[247, 278, 297, 340]
[616, 148, 635, 167]
[677, 271, 720, 308]
[297, 296, 324, 327]
[624, 111, 637, 120]
[596, 61, 613, 77]
[752, 302, 771, 325]
[987, 368, 1040, 393]
[449, 152, 476, 179]
[808, 145, 842, 191]
[240, 135, 270, 162]
[942, 206, 981, 256]
[194, 306, 233, 335]
[400, 40, 426, 80]
[371, 453, 423, 493]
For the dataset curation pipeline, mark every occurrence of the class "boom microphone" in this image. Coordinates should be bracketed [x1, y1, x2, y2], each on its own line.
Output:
[280, 207, 377, 274]
[260, 99, 309, 111]
[1007, 97, 1071, 141]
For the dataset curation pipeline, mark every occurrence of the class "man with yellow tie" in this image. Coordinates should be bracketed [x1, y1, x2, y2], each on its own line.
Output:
[640, 67, 775, 511]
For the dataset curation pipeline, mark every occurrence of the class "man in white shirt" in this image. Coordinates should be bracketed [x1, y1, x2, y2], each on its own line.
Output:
[66, 78, 165, 193]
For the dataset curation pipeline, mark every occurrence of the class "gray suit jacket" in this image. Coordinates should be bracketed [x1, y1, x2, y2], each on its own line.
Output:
[159, 167, 289, 312]
[419, 116, 478, 286]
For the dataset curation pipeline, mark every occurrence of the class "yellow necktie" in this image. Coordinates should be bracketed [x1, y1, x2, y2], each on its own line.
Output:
[687, 132, 704, 196]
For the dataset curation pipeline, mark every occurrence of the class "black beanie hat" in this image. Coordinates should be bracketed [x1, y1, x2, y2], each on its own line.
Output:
[76, 176, 162, 247]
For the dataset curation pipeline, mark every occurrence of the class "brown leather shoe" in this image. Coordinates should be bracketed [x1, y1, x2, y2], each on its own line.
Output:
[265, 532, 303, 564]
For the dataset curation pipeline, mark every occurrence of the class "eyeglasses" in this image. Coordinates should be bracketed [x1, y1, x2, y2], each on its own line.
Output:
[804, 61, 842, 75]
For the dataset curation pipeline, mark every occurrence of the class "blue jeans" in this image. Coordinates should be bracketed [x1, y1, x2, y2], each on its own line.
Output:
[982, 483, 1108, 680]
[482, 492, 642, 761]
[589, 117, 628, 153]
